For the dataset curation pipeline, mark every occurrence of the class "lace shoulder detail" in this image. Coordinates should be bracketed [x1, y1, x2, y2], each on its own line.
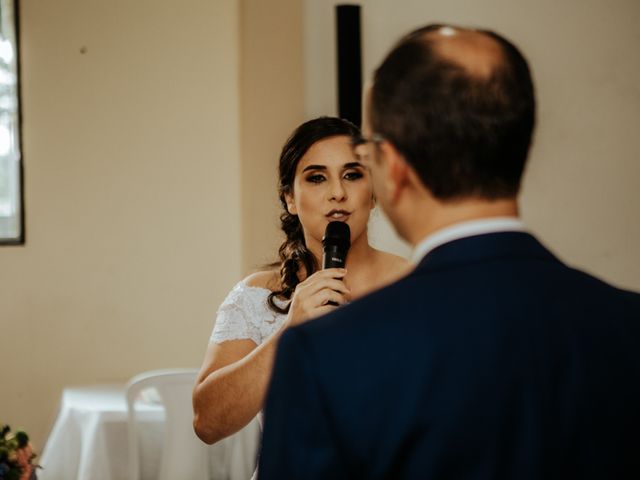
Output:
[209, 280, 288, 346]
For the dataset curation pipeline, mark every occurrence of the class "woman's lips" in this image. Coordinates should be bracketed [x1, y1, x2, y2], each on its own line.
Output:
[326, 210, 351, 221]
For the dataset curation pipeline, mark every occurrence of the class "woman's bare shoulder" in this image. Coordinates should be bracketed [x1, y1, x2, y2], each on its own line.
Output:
[244, 270, 280, 292]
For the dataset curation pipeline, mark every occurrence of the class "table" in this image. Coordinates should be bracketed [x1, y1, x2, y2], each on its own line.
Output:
[38, 385, 260, 480]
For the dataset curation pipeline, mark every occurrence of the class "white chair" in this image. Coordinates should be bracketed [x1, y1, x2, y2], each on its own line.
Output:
[126, 368, 209, 480]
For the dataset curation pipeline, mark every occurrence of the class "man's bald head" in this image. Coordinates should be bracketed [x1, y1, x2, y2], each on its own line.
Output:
[425, 26, 506, 80]
[370, 24, 535, 200]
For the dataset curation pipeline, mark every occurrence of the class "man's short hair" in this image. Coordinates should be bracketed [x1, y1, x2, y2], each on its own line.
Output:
[370, 25, 536, 200]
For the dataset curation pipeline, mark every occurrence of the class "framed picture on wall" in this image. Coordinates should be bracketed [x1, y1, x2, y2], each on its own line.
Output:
[0, 0, 24, 245]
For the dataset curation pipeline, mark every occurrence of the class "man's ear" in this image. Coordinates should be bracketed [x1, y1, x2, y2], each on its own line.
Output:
[379, 142, 411, 205]
[284, 191, 297, 215]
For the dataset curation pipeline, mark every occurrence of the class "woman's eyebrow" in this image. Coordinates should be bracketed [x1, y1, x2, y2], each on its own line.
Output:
[302, 164, 326, 173]
[302, 162, 363, 173]
[343, 162, 364, 169]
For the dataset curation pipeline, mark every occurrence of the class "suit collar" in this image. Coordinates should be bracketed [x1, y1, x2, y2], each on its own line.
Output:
[414, 231, 560, 273]
[411, 217, 527, 264]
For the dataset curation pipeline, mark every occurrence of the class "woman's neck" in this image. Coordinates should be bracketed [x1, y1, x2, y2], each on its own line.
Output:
[344, 231, 376, 270]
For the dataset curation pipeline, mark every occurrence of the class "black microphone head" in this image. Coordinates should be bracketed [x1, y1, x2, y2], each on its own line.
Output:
[322, 221, 351, 269]
[322, 221, 351, 250]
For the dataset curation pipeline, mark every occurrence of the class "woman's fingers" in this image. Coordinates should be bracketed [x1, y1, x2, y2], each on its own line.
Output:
[288, 268, 351, 325]
[296, 270, 350, 297]
[312, 278, 351, 296]
[312, 305, 338, 318]
[308, 288, 348, 309]
[302, 268, 346, 284]
[306, 287, 347, 311]
[295, 284, 350, 314]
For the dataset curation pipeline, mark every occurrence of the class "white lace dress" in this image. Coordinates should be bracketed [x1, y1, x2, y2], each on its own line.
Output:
[209, 280, 288, 480]
[210, 280, 288, 346]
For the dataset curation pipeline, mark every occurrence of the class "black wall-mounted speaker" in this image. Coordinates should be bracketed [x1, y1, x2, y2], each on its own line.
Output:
[335, 5, 362, 127]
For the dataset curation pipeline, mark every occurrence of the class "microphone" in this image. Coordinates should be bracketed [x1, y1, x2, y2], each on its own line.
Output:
[322, 221, 351, 269]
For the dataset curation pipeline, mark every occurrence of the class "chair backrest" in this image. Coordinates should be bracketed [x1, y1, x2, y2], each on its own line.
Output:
[126, 368, 209, 480]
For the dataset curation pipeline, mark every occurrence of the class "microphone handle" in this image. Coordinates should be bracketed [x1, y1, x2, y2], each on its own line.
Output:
[322, 245, 348, 269]
[322, 245, 348, 306]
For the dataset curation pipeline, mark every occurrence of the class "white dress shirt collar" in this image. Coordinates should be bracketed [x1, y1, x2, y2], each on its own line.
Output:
[411, 216, 527, 264]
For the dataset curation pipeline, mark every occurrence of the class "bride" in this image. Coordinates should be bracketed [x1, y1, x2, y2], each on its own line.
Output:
[193, 116, 408, 464]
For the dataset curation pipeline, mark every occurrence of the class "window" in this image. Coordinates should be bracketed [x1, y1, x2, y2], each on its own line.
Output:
[0, 0, 23, 244]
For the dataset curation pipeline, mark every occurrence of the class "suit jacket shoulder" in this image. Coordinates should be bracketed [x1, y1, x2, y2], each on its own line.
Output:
[288, 232, 640, 478]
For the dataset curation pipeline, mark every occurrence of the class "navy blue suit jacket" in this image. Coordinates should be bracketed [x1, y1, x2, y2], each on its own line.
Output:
[258, 232, 640, 479]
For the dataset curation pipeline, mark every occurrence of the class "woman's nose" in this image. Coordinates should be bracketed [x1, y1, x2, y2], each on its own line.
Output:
[328, 178, 347, 201]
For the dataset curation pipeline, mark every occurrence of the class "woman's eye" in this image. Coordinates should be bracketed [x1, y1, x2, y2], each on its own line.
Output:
[344, 171, 363, 181]
[306, 174, 325, 183]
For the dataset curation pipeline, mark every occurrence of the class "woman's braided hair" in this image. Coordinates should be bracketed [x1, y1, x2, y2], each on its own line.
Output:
[267, 117, 361, 314]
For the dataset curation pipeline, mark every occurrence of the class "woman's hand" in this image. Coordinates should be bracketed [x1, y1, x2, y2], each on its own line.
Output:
[287, 268, 351, 327]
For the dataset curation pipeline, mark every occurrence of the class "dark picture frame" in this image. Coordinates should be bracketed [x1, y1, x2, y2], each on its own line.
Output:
[0, 0, 24, 245]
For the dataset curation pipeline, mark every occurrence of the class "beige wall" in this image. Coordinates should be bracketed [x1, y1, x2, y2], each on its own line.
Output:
[305, 0, 640, 290]
[0, 0, 243, 447]
[240, 0, 305, 273]
[0, 0, 305, 451]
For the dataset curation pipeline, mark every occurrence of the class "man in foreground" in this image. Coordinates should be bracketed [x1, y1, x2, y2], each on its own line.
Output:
[258, 24, 640, 479]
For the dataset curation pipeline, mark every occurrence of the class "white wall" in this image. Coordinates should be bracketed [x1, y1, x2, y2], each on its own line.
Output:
[304, 0, 640, 290]
[241, 0, 305, 273]
[0, 0, 242, 447]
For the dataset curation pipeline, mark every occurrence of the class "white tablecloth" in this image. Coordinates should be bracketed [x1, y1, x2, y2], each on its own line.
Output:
[39, 385, 260, 480]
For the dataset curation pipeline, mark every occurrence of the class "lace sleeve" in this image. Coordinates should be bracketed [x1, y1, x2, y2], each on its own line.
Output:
[210, 281, 263, 345]
[210, 280, 289, 346]
[209, 280, 286, 345]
